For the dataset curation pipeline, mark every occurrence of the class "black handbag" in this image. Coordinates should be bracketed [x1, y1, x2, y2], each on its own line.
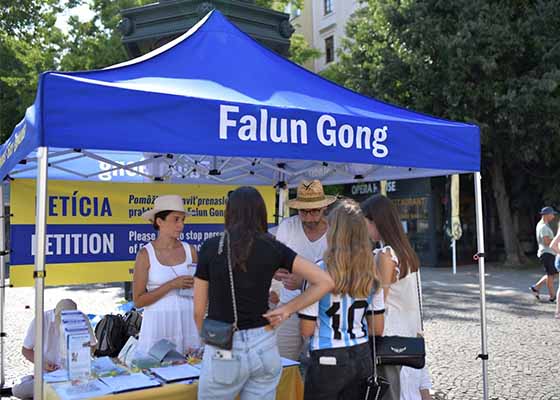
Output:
[374, 270, 426, 369]
[200, 232, 238, 350]
[365, 330, 390, 399]
[374, 335, 425, 369]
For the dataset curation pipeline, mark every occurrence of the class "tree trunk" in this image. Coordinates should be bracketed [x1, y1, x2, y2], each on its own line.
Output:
[489, 157, 528, 265]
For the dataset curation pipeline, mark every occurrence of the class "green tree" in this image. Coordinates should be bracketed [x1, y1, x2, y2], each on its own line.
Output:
[0, 0, 66, 141]
[327, 0, 560, 265]
[1, 0, 318, 140]
[60, 0, 153, 71]
[61, 0, 317, 70]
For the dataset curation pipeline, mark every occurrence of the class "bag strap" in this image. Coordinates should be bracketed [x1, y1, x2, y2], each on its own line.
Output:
[415, 270, 424, 333]
[219, 231, 238, 331]
[371, 331, 379, 381]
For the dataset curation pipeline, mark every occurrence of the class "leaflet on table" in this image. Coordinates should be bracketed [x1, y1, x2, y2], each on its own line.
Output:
[99, 372, 161, 393]
[61, 326, 89, 366]
[58, 310, 92, 380]
[131, 338, 185, 368]
[53, 379, 112, 400]
[150, 363, 201, 382]
[44, 369, 70, 383]
[281, 357, 300, 367]
[149, 338, 182, 362]
[118, 336, 138, 366]
[67, 332, 92, 380]
[91, 356, 127, 377]
[61, 310, 86, 321]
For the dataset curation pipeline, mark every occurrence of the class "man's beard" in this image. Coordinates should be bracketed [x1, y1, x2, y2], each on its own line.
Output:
[302, 220, 320, 230]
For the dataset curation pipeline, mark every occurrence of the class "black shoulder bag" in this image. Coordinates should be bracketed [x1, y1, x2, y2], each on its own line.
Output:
[374, 270, 426, 369]
[199, 232, 238, 350]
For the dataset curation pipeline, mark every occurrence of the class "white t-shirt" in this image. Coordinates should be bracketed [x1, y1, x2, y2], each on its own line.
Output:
[400, 366, 432, 400]
[23, 309, 95, 368]
[23, 309, 62, 366]
[275, 215, 328, 304]
[536, 220, 555, 257]
[299, 262, 385, 351]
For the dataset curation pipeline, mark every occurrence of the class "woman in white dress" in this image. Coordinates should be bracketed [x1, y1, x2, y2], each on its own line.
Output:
[132, 194, 200, 355]
[361, 194, 432, 400]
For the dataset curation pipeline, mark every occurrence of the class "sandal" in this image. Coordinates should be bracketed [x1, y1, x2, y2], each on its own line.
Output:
[530, 286, 540, 300]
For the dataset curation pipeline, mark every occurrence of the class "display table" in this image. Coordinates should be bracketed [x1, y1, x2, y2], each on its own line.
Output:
[45, 365, 303, 400]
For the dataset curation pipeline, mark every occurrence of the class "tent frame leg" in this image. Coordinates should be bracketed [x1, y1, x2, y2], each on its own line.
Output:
[33, 147, 48, 400]
[452, 238, 457, 275]
[474, 172, 489, 400]
[0, 182, 6, 388]
[277, 187, 288, 224]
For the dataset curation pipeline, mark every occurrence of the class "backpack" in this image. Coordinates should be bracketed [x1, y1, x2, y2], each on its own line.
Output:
[123, 309, 143, 338]
[94, 314, 129, 357]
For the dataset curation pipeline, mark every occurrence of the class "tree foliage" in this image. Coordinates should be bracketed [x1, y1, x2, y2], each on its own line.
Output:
[60, 0, 153, 71]
[326, 0, 560, 263]
[0, 0, 66, 140]
[1, 0, 317, 141]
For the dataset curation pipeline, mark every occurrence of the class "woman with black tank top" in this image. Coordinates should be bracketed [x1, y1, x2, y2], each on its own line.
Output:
[194, 186, 334, 400]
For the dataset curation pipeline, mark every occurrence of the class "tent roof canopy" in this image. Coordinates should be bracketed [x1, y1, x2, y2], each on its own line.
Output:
[0, 10, 480, 186]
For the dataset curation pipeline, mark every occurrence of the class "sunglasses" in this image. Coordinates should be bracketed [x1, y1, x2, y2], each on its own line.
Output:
[299, 208, 322, 216]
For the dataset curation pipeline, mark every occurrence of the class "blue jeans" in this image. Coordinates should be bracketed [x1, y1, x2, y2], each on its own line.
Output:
[198, 327, 282, 400]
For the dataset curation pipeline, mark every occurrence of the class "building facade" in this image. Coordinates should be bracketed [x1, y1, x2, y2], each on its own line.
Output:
[291, 0, 360, 72]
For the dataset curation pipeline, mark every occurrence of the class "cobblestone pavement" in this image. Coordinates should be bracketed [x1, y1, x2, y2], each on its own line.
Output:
[422, 264, 560, 400]
[1, 265, 559, 399]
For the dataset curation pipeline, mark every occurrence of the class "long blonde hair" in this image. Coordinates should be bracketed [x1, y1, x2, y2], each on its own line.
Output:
[323, 199, 377, 298]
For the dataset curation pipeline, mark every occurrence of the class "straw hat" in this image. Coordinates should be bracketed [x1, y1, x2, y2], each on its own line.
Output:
[287, 180, 336, 210]
[141, 195, 185, 222]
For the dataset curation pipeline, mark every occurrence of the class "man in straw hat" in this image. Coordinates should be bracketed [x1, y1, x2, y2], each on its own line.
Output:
[13, 299, 96, 399]
[272, 180, 336, 361]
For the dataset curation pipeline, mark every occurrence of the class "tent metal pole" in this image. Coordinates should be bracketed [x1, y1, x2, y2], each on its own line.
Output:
[452, 239, 457, 275]
[0, 182, 6, 388]
[474, 172, 489, 400]
[277, 187, 288, 223]
[33, 147, 48, 400]
[277, 188, 284, 224]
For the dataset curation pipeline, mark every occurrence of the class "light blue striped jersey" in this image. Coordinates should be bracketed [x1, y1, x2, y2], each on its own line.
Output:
[298, 260, 384, 351]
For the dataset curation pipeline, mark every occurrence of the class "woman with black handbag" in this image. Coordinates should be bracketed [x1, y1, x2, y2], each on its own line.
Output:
[299, 199, 385, 400]
[361, 195, 431, 400]
[193, 186, 334, 400]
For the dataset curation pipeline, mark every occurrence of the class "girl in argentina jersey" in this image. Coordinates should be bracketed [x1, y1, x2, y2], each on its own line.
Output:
[298, 199, 385, 400]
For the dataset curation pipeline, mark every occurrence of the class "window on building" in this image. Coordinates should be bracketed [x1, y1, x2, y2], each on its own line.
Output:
[325, 36, 334, 64]
[324, 0, 333, 15]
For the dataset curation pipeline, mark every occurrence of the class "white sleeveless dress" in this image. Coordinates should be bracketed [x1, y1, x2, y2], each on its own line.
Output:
[374, 246, 431, 400]
[136, 242, 200, 355]
[374, 246, 422, 337]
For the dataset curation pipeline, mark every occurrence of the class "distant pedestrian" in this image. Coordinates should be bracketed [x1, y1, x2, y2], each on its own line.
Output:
[530, 206, 558, 303]
[548, 224, 560, 318]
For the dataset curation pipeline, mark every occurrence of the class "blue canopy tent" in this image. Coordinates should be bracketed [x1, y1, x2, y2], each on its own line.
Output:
[0, 10, 488, 399]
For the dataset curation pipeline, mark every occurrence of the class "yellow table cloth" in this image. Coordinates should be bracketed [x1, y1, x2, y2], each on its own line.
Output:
[46, 365, 303, 400]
